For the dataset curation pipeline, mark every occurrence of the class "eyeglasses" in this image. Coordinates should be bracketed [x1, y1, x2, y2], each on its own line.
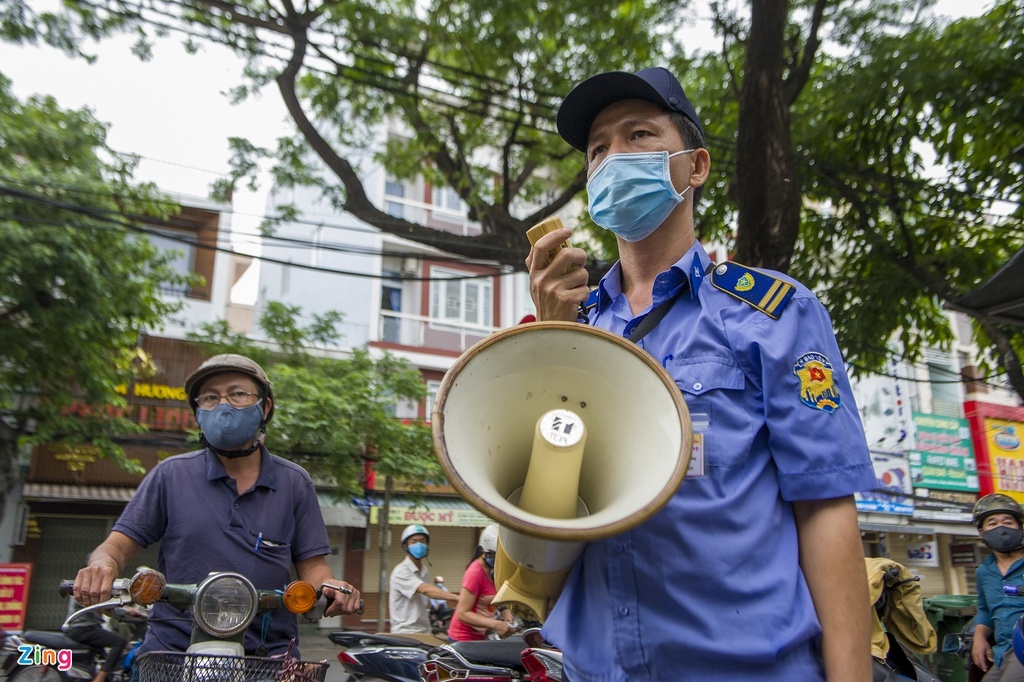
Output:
[194, 390, 261, 410]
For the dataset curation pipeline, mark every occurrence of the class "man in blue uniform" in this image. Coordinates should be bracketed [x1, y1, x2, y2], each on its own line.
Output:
[526, 66, 876, 681]
[972, 493, 1024, 681]
[73, 354, 362, 658]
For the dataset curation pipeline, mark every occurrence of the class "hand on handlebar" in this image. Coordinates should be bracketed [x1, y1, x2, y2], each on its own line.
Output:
[73, 562, 119, 607]
[318, 581, 364, 617]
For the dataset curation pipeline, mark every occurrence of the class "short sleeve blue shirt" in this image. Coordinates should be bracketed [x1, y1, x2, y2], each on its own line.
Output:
[974, 554, 1024, 667]
[540, 242, 876, 681]
[112, 446, 330, 658]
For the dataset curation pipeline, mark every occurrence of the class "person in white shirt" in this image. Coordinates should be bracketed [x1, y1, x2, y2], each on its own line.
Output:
[388, 524, 459, 634]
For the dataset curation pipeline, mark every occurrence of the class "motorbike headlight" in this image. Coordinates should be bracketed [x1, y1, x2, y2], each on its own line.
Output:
[193, 573, 258, 638]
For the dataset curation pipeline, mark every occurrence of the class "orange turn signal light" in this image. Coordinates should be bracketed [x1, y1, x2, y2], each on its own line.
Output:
[129, 569, 166, 606]
[282, 580, 317, 613]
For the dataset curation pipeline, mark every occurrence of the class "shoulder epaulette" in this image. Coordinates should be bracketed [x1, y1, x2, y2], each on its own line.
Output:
[709, 262, 795, 319]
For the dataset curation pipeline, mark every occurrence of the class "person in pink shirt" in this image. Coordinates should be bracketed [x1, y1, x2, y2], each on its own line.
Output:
[447, 525, 515, 641]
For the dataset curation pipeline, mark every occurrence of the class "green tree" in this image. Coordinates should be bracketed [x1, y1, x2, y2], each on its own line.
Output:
[2, 0, 688, 268]
[6, 0, 1021, 400]
[0, 73, 190, 515]
[686, 1, 1024, 399]
[791, 1, 1024, 397]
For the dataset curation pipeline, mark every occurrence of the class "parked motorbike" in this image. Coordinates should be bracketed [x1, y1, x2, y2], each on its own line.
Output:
[329, 630, 441, 682]
[2, 608, 146, 682]
[57, 569, 343, 681]
[941, 617, 983, 682]
[419, 628, 563, 682]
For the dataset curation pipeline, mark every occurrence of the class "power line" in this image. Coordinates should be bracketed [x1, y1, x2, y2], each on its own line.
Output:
[0, 184, 514, 282]
[0, 176, 534, 261]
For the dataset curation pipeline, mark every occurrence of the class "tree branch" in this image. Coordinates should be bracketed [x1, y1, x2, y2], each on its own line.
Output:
[784, 0, 827, 104]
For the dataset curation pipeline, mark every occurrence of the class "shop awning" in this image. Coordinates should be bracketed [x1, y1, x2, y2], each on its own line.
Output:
[363, 493, 491, 527]
[859, 516, 978, 537]
[949, 245, 1024, 327]
[21, 483, 135, 502]
[316, 492, 369, 528]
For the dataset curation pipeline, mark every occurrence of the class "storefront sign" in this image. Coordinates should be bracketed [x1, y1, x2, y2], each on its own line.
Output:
[369, 505, 490, 527]
[966, 401, 1024, 498]
[65, 401, 196, 432]
[949, 544, 978, 566]
[0, 564, 32, 631]
[912, 488, 975, 523]
[905, 538, 940, 567]
[115, 382, 188, 402]
[856, 451, 913, 514]
[909, 413, 978, 491]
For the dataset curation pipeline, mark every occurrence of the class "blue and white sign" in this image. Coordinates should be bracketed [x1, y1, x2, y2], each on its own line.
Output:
[856, 451, 914, 515]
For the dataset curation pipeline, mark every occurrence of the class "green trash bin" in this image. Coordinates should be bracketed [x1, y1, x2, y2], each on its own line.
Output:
[923, 594, 978, 682]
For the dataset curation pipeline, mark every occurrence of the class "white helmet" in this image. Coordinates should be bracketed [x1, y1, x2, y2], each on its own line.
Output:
[479, 524, 499, 553]
[401, 524, 429, 544]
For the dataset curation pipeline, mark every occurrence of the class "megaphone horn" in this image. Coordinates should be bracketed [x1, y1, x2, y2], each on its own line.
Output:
[432, 322, 692, 620]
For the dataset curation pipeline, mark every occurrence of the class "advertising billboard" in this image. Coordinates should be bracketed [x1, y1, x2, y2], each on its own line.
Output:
[966, 401, 1024, 499]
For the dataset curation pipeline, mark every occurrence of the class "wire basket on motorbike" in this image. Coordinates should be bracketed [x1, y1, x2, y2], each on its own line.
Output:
[134, 651, 327, 682]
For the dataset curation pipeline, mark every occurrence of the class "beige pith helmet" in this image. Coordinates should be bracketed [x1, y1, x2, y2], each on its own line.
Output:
[184, 354, 275, 423]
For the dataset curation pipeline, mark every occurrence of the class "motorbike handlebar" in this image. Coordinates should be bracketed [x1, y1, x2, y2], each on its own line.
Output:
[58, 580, 74, 599]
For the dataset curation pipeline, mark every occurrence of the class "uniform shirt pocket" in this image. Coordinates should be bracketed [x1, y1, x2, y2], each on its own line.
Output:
[671, 358, 751, 469]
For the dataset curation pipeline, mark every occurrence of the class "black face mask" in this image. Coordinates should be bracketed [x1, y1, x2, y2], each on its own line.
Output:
[982, 526, 1024, 554]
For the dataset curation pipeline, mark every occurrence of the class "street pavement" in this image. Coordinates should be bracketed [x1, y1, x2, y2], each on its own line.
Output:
[296, 624, 349, 682]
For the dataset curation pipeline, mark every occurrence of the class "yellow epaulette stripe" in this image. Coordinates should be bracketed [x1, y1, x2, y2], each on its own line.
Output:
[764, 282, 793, 316]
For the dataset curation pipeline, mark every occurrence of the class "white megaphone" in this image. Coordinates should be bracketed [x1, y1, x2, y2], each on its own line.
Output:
[432, 321, 692, 622]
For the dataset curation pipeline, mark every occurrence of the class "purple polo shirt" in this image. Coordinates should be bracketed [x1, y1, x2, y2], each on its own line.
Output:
[113, 445, 330, 657]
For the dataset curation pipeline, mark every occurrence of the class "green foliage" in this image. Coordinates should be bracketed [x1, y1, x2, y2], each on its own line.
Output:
[4, 0, 1022, 393]
[0, 0, 691, 266]
[789, 1, 1023, 377]
[0, 73, 189, 470]
[188, 303, 437, 495]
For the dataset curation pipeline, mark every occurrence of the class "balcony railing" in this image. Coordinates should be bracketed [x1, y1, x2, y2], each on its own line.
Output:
[379, 310, 497, 352]
[384, 195, 481, 237]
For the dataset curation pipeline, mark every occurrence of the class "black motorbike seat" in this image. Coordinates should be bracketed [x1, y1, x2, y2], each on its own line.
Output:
[328, 631, 435, 649]
[20, 631, 94, 653]
[449, 637, 527, 668]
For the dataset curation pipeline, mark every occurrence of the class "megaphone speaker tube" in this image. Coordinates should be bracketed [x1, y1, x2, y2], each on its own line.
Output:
[517, 409, 587, 520]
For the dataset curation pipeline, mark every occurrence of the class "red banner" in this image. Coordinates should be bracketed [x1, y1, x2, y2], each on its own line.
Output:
[0, 564, 32, 631]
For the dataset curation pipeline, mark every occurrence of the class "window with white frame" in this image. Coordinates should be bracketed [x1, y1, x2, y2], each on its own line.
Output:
[431, 185, 466, 223]
[430, 268, 492, 329]
[385, 177, 406, 218]
[425, 380, 441, 422]
[144, 228, 196, 296]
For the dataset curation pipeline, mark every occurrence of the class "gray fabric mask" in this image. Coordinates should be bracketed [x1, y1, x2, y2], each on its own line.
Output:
[196, 402, 264, 452]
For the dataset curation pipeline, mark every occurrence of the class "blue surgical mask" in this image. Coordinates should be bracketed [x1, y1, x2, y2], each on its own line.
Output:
[407, 542, 429, 560]
[195, 402, 264, 451]
[587, 150, 694, 242]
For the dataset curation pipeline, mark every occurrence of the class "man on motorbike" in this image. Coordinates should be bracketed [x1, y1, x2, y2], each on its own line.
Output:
[972, 493, 1024, 681]
[388, 524, 460, 634]
[72, 354, 363, 659]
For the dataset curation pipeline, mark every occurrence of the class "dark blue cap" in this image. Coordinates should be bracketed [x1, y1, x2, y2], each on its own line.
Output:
[556, 67, 703, 152]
